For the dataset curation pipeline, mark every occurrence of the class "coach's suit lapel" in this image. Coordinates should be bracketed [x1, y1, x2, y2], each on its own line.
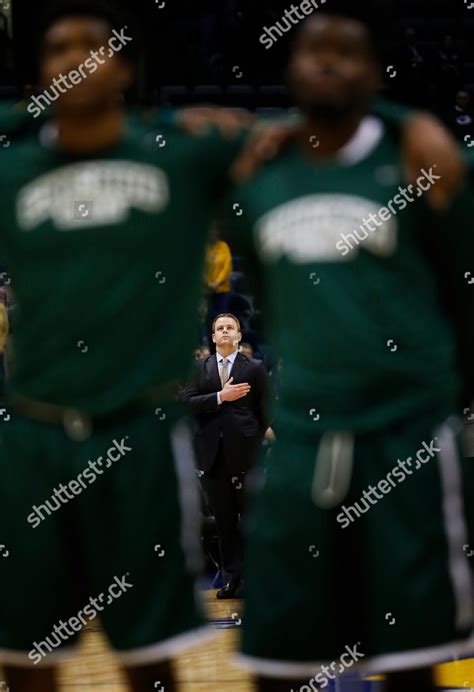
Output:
[229, 352, 247, 383]
[206, 354, 221, 391]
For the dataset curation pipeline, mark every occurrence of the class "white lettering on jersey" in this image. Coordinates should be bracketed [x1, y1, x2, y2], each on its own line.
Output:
[17, 161, 169, 231]
[256, 194, 398, 263]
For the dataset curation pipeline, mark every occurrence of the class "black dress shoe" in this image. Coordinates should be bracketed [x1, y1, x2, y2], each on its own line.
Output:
[216, 582, 240, 599]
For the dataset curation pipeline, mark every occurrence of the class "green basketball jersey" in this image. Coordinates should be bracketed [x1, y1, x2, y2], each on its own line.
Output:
[230, 120, 462, 436]
[0, 107, 239, 414]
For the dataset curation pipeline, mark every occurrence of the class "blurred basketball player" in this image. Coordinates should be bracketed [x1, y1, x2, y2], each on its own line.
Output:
[231, 11, 474, 692]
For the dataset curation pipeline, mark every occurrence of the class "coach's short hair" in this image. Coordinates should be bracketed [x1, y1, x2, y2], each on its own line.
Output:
[212, 313, 241, 333]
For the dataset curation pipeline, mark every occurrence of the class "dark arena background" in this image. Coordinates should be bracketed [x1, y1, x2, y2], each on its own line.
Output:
[3, 0, 474, 117]
[1, 0, 474, 691]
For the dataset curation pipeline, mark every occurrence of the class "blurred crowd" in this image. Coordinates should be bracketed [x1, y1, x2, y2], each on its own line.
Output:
[1, 0, 474, 141]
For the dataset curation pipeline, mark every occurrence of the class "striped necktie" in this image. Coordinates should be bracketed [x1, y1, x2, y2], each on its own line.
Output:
[219, 357, 229, 387]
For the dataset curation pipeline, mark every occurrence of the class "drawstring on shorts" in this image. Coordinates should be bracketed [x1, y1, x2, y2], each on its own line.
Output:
[311, 430, 354, 509]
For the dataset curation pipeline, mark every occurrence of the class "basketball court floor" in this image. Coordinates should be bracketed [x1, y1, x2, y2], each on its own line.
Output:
[47, 590, 474, 691]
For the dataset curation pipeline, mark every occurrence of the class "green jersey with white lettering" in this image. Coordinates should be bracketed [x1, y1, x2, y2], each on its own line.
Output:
[230, 119, 464, 436]
[0, 106, 238, 414]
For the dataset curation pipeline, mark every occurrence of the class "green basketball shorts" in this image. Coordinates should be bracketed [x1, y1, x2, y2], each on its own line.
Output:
[0, 404, 210, 667]
[237, 414, 474, 678]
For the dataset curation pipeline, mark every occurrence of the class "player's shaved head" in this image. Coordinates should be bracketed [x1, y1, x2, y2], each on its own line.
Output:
[39, 0, 139, 66]
[295, 13, 378, 59]
[37, 0, 138, 115]
[288, 13, 381, 122]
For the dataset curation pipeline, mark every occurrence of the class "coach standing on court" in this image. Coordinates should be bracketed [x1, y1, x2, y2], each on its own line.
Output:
[183, 313, 272, 599]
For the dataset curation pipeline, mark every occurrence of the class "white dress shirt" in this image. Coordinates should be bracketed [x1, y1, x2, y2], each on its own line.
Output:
[216, 349, 239, 405]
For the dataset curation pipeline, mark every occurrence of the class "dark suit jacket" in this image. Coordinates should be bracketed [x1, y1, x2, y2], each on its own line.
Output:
[183, 352, 272, 474]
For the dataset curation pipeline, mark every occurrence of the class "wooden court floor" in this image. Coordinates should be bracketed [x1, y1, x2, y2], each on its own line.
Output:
[6, 589, 473, 691]
[59, 590, 250, 692]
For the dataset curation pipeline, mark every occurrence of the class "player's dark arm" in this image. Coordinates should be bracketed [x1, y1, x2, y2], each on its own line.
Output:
[372, 99, 465, 209]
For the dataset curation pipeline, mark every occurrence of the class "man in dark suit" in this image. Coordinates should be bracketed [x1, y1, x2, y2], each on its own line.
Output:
[183, 313, 272, 599]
